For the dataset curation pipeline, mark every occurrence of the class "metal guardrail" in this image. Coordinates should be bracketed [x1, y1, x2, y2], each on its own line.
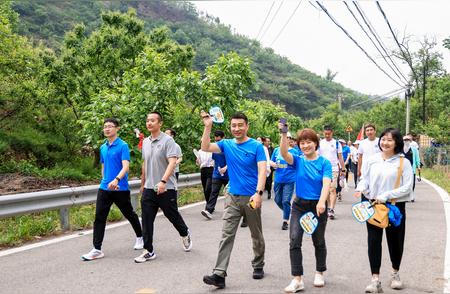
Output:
[0, 173, 201, 230]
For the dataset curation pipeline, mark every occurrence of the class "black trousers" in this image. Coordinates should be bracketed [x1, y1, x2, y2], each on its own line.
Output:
[93, 189, 142, 250]
[205, 178, 229, 213]
[352, 161, 358, 186]
[141, 188, 189, 253]
[290, 198, 328, 276]
[345, 161, 351, 182]
[366, 201, 406, 274]
[265, 169, 273, 195]
[201, 167, 214, 202]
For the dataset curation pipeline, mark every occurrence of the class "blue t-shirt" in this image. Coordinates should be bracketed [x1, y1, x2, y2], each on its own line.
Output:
[342, 145, 350, 161]
[292, 155, 332, 200]
[217, 138, 266, 196]
[212, 152, 229, 180]
[271, 147, 297, 184]
[294, 145, 303, 155]
[99, 137, 130, 191]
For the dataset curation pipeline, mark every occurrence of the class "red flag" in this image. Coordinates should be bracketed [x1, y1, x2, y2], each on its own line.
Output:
[138, 133, 144, 150]
[355, 124, 364, 142]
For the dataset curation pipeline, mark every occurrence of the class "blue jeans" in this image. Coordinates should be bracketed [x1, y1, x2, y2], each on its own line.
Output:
[274, 181, 295, 220]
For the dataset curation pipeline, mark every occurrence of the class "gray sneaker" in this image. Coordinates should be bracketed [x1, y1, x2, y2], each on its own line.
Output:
[365, 278, 383, 293]
[182, 230, 192, 252]
[81, 248, 104, 261]
[134, 250, 156, 263]
[390, 271, 403, 289]
[201, 210, 212, 220]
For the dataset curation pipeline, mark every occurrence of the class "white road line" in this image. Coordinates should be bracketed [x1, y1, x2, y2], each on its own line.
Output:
[421, 177, 450, 293]
[0, 197, 223, 258]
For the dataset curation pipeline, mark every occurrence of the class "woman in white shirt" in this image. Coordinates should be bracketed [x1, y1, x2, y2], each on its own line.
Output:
[354, 128, 413, 293]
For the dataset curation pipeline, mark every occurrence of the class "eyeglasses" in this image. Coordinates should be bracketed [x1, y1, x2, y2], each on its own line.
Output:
[103, 125, 116, 129]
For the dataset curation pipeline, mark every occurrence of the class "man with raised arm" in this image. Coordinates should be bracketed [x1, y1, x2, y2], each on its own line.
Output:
[201, 111, 267, 289]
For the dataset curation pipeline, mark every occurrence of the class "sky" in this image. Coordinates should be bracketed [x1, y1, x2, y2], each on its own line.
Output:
[191, 0, 450, 96]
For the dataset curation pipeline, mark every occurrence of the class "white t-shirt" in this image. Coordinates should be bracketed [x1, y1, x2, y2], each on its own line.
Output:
[318, 138, 342, 171]
[350, 145, 359, 162]
[357, 137, 381, 170]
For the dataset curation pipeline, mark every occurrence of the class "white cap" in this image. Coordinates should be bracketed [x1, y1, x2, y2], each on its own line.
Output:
[286, 132, 293, 138]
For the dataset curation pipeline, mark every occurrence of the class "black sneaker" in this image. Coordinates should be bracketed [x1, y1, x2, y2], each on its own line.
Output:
[253, 268, 264, 279]
[281, 221, 288, 230]
[240, 221, 248, 228]
[203, 274, 225, 289]
[267, 192, 271, 200]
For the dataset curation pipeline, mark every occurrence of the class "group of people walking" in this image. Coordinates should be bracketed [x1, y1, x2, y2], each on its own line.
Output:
[81, 111, 419, 293]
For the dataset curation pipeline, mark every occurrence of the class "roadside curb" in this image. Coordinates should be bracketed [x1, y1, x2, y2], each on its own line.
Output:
[421, 177, 450, 293]
[0, 196, 225, 258]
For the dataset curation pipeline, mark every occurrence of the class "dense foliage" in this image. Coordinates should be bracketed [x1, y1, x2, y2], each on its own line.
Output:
[11, 0, 366, 119]
[1, 0, 448, 181]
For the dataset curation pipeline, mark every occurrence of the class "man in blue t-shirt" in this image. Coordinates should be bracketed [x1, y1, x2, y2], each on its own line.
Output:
[81, 118, 143, 261]
[201, 111, 267, 289]
[201, 130, 229, 219]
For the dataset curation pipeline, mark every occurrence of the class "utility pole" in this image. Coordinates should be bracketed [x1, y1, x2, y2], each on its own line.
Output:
[405, 85, 412, 134]
[337, 94, 343, 110]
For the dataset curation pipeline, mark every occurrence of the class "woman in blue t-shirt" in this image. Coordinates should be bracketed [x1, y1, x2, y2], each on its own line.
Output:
[279, 127, 332, 293]
[270, 133, 299, 231]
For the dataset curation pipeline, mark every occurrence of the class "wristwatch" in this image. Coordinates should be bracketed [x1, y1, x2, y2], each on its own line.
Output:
[115, 177, 120, 181]
[161, 179, 167, 184]
[256, 190, 263, 196]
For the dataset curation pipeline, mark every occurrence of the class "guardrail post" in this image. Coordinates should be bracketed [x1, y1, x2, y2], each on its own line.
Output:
[59, 207, 70, 231]
[131, 194, 139, 211]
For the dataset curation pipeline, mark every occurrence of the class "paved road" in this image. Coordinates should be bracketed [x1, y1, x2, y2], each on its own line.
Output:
[0, 180, 446, 293]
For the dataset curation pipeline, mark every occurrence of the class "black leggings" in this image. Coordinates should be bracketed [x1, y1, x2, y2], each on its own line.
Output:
[366, 201, 406, 274]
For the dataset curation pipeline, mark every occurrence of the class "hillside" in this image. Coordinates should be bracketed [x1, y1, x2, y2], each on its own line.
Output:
[12, 0, 365, 119]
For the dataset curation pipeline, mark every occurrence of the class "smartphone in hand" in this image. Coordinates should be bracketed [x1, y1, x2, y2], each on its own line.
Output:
[279, 118, 288, 133]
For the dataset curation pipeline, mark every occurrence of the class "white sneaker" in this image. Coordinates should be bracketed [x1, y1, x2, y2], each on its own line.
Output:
[365, 278, 383, 293]
[284, 278, 304, 293]
[134, 249, 156, 263]
[182, 230, 192, 252]
[81, 248, 104, 261]
[133, 237, 144, 250]
[313, 273, 325, 287]
[390, 271, 403, 289]
[201, 210, 212, 220]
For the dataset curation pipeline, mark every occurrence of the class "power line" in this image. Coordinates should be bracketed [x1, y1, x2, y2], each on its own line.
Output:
[375, 1, 419, 82]
[270, 0, 303, 47]
[343, 2, 409, 85]
[259, 0, 284, 41]
[315, 1, 404, 88]
[349, 87, 404, 108]
[352, 2, 409, 84]
[308, 0, 320, 11]
[255, 1, 275, 40]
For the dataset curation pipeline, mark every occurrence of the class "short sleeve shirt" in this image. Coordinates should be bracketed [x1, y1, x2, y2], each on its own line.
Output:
[174, 143, 182, 173]
[216, 138, 266, 196]
[292, 155, 332, 200]
[142, 132, 178, 190]
[99, 137, 130, 191]
[318, 138, 342, 171]
[212, 152, 228, 180]
[358, 138, 381, 166]
[271, 147, 297, 183]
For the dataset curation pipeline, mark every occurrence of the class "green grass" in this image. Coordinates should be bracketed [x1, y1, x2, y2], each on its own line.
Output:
[422, 167, 450, 193]
[0, 158, 100, 181]
[0, 186, 203, 248]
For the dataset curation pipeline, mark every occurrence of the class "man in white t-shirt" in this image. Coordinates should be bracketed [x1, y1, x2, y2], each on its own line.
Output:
[318, 125, 345, 219]
[357, 123, 381, 178]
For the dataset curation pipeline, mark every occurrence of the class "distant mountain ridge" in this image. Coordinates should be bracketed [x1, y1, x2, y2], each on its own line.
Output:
[12, 0, 366, 118]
